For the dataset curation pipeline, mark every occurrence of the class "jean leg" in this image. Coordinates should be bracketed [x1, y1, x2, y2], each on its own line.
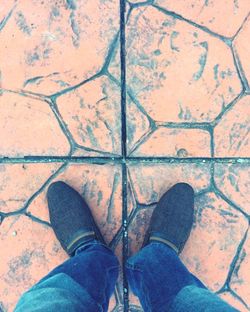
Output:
[126, 242, 206, 311]
[39, 240, 119, 311]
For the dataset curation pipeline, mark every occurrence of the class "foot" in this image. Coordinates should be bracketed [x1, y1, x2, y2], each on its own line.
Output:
[142, 183, 194, 254]
[47, 181, 105, 256]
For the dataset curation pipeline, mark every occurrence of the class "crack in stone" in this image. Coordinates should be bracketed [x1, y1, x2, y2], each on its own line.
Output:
[0, 2, 17, 32]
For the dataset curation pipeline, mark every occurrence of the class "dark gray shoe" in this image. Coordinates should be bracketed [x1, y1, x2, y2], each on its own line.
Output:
[47, 181, 105, 256]
[142, 182, 194, 254]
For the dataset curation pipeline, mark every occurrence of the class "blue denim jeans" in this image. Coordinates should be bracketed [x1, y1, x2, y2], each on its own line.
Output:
[15, 241, 237, 312]
[126, 242, 237, 311]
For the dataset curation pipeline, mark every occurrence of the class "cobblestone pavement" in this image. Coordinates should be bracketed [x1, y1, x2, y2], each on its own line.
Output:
[0, 1, 250, 311]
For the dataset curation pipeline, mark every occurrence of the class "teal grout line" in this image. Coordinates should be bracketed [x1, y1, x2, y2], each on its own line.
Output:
[231, 45, 250, 92]
[229, 289, 250, 310]
[0, 2, 16, 32]
[209, 127, 215, 158]
[1, 156, 250, 164]
[120, 0, 130, 309]
[24, 212, 51, 227]
[151, 3, 232, 45]
[122, 163, 129, 310]
[220, 226, 249, 292]
[0, 156, 123, 164]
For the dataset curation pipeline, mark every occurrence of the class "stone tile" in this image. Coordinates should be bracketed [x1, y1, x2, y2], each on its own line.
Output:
[214, 95, 250, 157]
[230, 230, 250, 308]
[233, 15, 250, 88]
[128, 162, 211, 205]
[126, 97, 151, 155]
[154, 0, 250, 37]
[182, 192, 248, 291]
[219, 292, 249, 312]
[0, 92, 70, 157]
[130, 128, 211, 157]
[123, 6, 241, 125]
[27, 163, 122, 245]
[214, 163, 250, 215]
[0, 0, 119, 94]
[128, 205, 155, 256]
[0, 215, 68, 312]
[0, 163, 61, 213]
[56, 76, 121, 156]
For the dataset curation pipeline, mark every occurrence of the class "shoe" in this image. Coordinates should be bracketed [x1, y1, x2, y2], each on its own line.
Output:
[47, 181, 105, 256]
[142, 182, 194, 254]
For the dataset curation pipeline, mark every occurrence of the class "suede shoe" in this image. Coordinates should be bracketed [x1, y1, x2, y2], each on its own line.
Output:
[142, 182, 194, 254]
[47, 181, 105, 256]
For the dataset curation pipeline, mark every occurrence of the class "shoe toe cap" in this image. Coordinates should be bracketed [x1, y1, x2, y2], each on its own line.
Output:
[47, 181, 72, 199]
[171, 182, 194, 194]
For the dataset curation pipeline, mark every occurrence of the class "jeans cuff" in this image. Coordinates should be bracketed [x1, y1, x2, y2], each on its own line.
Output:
[75, 239, 114, 256]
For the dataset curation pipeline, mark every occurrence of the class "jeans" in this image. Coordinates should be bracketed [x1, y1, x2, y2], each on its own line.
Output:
[15, 240, 238, 312]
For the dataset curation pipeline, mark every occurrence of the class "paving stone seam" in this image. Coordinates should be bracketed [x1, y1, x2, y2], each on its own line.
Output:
[151, 3, 232, 45]
[231, 11, 250, 41]
[217, 227, 249, 293]
[216, 227, 250, 309]
[120, 0, 130, 309]
[210, 163, 250, 220]
[1, 157, 250, 164]
[231, 45, 250, 92]
[0, 2, 16, 32]
[230, 289, 250, 310]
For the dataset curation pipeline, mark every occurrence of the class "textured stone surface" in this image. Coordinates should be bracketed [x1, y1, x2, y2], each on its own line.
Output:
[115, 4, 249, 157]
[230, 230, 250, 309]
[128, 206, 155, 255]
[124, 6, 241, 124]
[0, 0, 119, 94]
[0, 163, 60, 213]
[214, 95, 250, 157]
[0, 1, 16, 24]
[128, 163, 211, 205]
[131, 128, 211, 157]
[214, 163, 250, 215]
[0, 92, 70, 157]
[182, 191, 248, 291]
[154, 0, 250, 37]
[56, 76, 121, 155]
[0, 215, 68, 312]
[126, 97, 151, 155]
[219, 292, 249, 312]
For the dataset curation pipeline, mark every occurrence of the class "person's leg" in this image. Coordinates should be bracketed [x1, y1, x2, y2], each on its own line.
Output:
[126, 183, 238, 312]
[15, 182, 119, 312]
[40, 240, 119, 311]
